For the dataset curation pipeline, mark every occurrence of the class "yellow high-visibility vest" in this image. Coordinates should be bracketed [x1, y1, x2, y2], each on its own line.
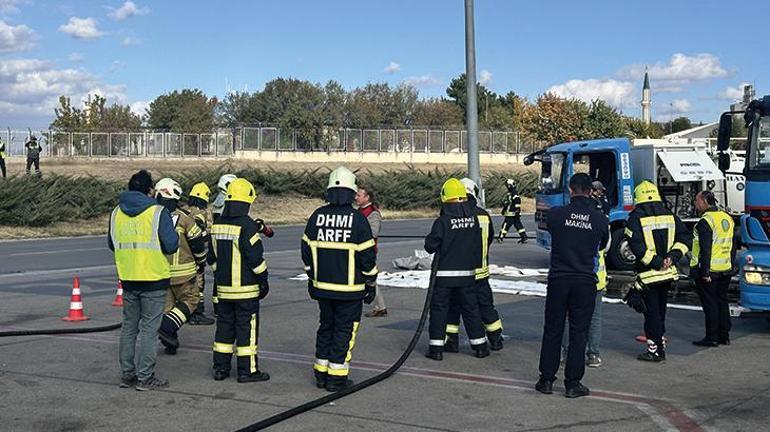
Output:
[691, 210, 734, 273]
[110, 205, 170, 282]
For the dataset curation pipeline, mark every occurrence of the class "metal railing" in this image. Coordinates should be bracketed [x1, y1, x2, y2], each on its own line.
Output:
[1, 127, 530, 158]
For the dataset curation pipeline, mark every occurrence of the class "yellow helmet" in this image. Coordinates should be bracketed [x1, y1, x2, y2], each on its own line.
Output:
[226, 178, 257, 204]
[633, 180, 661, 204]
[190, 182, 211, 201]
[441, 178, 467, 203]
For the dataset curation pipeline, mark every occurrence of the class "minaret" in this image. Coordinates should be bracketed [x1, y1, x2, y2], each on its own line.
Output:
[641, 70, 651, 126]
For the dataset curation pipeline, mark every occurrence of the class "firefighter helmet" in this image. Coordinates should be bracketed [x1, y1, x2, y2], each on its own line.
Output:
[217, 174, 237, 193]
[327, 166, 357, 191]
[226, 178, 257, 204]
[190, 182, 211, 201]
[460, 177, 479, 199]
[155, 178, 183, 200]
[441, 178, 467, 203]
[633, 180, 661, 204]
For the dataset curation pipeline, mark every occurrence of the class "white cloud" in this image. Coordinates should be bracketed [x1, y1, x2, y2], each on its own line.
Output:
[0, 58, 126, 120]
[719, 82, 750, 101]
[0, 0, 26, 13]
[402, 74, 442, 87]
[384, 61, 400, 74]
[654, 99, 692, 121]
[108, 1, 149, 21]
[108, 60, 125, 73]
[121, 36, 141, 46]
[59, 17, 104, 39]
[547, 78, 635, 108]
[618, 53, 729, 82]
[479, 69, 492, 86]
[129, 100, 149, 116]
[68, 52, 84, 63]
[655, 85, 684, 94]
[0, 20, 35, 53]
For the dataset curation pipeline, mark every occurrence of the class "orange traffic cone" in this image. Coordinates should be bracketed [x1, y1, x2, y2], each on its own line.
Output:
[62, 276, 89, 322]
[112, 281, 124, 307]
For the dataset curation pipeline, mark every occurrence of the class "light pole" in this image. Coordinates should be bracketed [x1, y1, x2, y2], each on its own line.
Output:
[464, 0, 482, 205]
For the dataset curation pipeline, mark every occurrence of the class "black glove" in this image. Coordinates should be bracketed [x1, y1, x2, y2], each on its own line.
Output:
[363, 281, 377, 305]
[308, 280, 317, 300]
[255, 218, 274, 238]
[623, 285, 647, 314]
[257, 280, 269, 300]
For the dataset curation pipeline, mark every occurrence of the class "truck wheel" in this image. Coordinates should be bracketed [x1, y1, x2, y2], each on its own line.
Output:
[607, 227, 635, 271]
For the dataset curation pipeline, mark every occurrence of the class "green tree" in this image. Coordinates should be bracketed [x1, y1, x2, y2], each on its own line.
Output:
[623, 118, 664, 139]
[217, 91, 261, 127]
[446, 73, 502, 127]
[147, 89, 218, 132]
[521, 93, 590, 147]
[413, 98, 464, 127]
[584, 99, 625, 138]
[662, 116, 693, 134]
[50, 96, 86, 131]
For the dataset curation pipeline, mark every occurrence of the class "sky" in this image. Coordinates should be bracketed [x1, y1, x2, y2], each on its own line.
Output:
[1, 0, 767, 128]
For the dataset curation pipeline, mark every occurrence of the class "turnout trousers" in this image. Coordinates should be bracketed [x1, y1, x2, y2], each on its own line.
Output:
[538, 277, 596, 389]
[695, 274, 732, 342]
[501, 215, 526, 239]
[642, 281, 673, 356]
[429, 284, 487, 352]
[313, 298, 363, 386]
[159, 276, 199, 340]
[445, 279, 503, 343]
[213, 299, 261, 377]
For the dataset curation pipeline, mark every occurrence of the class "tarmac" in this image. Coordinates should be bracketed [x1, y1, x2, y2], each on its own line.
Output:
[1, 215, 769, 431]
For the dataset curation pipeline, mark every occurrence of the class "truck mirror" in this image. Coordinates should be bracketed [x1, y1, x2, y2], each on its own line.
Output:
[523, 155, 534, 166]
[716, 113, 732, 152]
[718, 152, 730, 172]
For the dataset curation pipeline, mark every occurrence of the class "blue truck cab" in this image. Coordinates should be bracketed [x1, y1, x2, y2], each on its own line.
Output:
[718, 96, 770, 313]
[525, 138, 636, 270]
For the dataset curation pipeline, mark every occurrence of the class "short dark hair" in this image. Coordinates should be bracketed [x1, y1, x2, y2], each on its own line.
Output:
[128, 170, 153, 194]
[700, 190, 717, 206]
[569, 173, 593, 195]
[358, 184, 377, 206]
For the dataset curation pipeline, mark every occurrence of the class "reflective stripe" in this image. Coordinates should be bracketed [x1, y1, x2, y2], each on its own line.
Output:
[312, 280, 364, 292]
[478, 215, 490, 279]
[624, 227, 633, 238]
[436, 270, 476, 277]
[429, 339, 445, 346]
[671, 242, 689, 255]
[213, 342, 233, 354]
[446, 324, 460, 334]
[344, 321, 360, 363]
[302, 235, 375, 252]
[640, 250, 656, 266]
[361, 266, 378, 276]
[596, 250, 608, 291]
[327, 362, 349, 377]
[252, 260, 267, 275]
[236, 346, 257, 356]
[216, 285, 259, 300]
[303, 233, 373, 292]
[639, 267, 679, 284]
[249, 313, 257, 373]
[485, 320, 503, 332]
[469, 337, 488, 346]
[170, 261, 198, 277]
[314, 358, 329, 373]
[249, 233, 260, 245]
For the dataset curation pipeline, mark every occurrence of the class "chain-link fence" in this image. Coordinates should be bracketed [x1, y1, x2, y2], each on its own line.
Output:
[1, 127, 534, 158]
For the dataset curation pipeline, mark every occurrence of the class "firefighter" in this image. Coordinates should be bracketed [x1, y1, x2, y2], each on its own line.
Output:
[302, 167, 378, 392]
[498, 179, 526, 243]
[444, 177, 503, 352]
[691, 191, 734, 347]
[154, 178, 208, 355]
[425, 178, 489, 361]
[535, 173, 609, 398]
[623, 180, 691, 362]
[210, 174, 237, 313]
[186, 182, 216, 326]
[210, 178, 270, 383]
[25, 135, 42, 176]
[0, 137, 6, 178]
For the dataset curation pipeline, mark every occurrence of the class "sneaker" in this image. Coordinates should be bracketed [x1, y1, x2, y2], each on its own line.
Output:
[213, 370, 230, 381]
[534, 378, 553, 395]
[565, 383, 590, 398]
[637, 351, 665, 363]
[188, 312, 215, 326]
[365, 309, 388, 318]
[237, 371, 270, 383]
[586, 354, 602, 368]
[119, 375, 137, 388]
[136, 376, 169, 391]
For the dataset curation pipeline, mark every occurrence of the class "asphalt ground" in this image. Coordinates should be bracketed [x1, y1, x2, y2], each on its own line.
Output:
[1, 215, 769, 432]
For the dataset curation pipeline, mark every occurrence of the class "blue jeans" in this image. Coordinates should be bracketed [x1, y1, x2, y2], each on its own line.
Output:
[119, 289, 166, 381]
[562, 290, 603, 357]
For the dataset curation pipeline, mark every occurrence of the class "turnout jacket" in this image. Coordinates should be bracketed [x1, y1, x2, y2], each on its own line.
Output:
[547, 196, 609, 283]
[168, 207, 207, 285]
[624, 201, 691, 286]
[424, 202, 482, 288]
[501, 192, 522, 217]
[302, 203, 378, 301]
[469, 197, 495, 280]
[209, 202, 268, 301]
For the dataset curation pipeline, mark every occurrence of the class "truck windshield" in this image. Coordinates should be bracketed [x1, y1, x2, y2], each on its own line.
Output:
[748, 117, 770, 171]
[540, 152, 565, 194]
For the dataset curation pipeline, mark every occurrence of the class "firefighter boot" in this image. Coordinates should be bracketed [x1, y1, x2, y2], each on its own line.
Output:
[325, 376, 354, 392]
[314, 370, 327, 389]
[444, 334, 460, 353]
[473, 343, 491, 358]
[425, 346, 443, 361]
[488, 330, 504, 351]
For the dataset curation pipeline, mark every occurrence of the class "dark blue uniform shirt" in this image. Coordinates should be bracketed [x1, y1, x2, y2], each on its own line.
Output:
[547, 196, 609, 283]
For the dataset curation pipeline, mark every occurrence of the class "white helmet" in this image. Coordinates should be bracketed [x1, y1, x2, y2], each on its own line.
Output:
[460, 177, 479, 199]
[505, 178, 515, 187]
[155, 178, 182, 200]
[327, 166, 357, 191]
[217, 174, 237, 193]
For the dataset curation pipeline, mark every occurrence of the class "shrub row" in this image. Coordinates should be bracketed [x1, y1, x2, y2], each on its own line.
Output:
[0, 165, 538, 227]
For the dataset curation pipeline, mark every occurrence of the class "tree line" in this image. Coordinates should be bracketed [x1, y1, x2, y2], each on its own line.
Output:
[50, 73, 705, 148]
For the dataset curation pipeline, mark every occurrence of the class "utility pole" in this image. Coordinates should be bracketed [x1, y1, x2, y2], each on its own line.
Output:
[464, 0, 482, 205]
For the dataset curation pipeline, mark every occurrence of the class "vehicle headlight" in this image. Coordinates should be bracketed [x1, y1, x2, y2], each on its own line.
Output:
[743, 265, 770, 286]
